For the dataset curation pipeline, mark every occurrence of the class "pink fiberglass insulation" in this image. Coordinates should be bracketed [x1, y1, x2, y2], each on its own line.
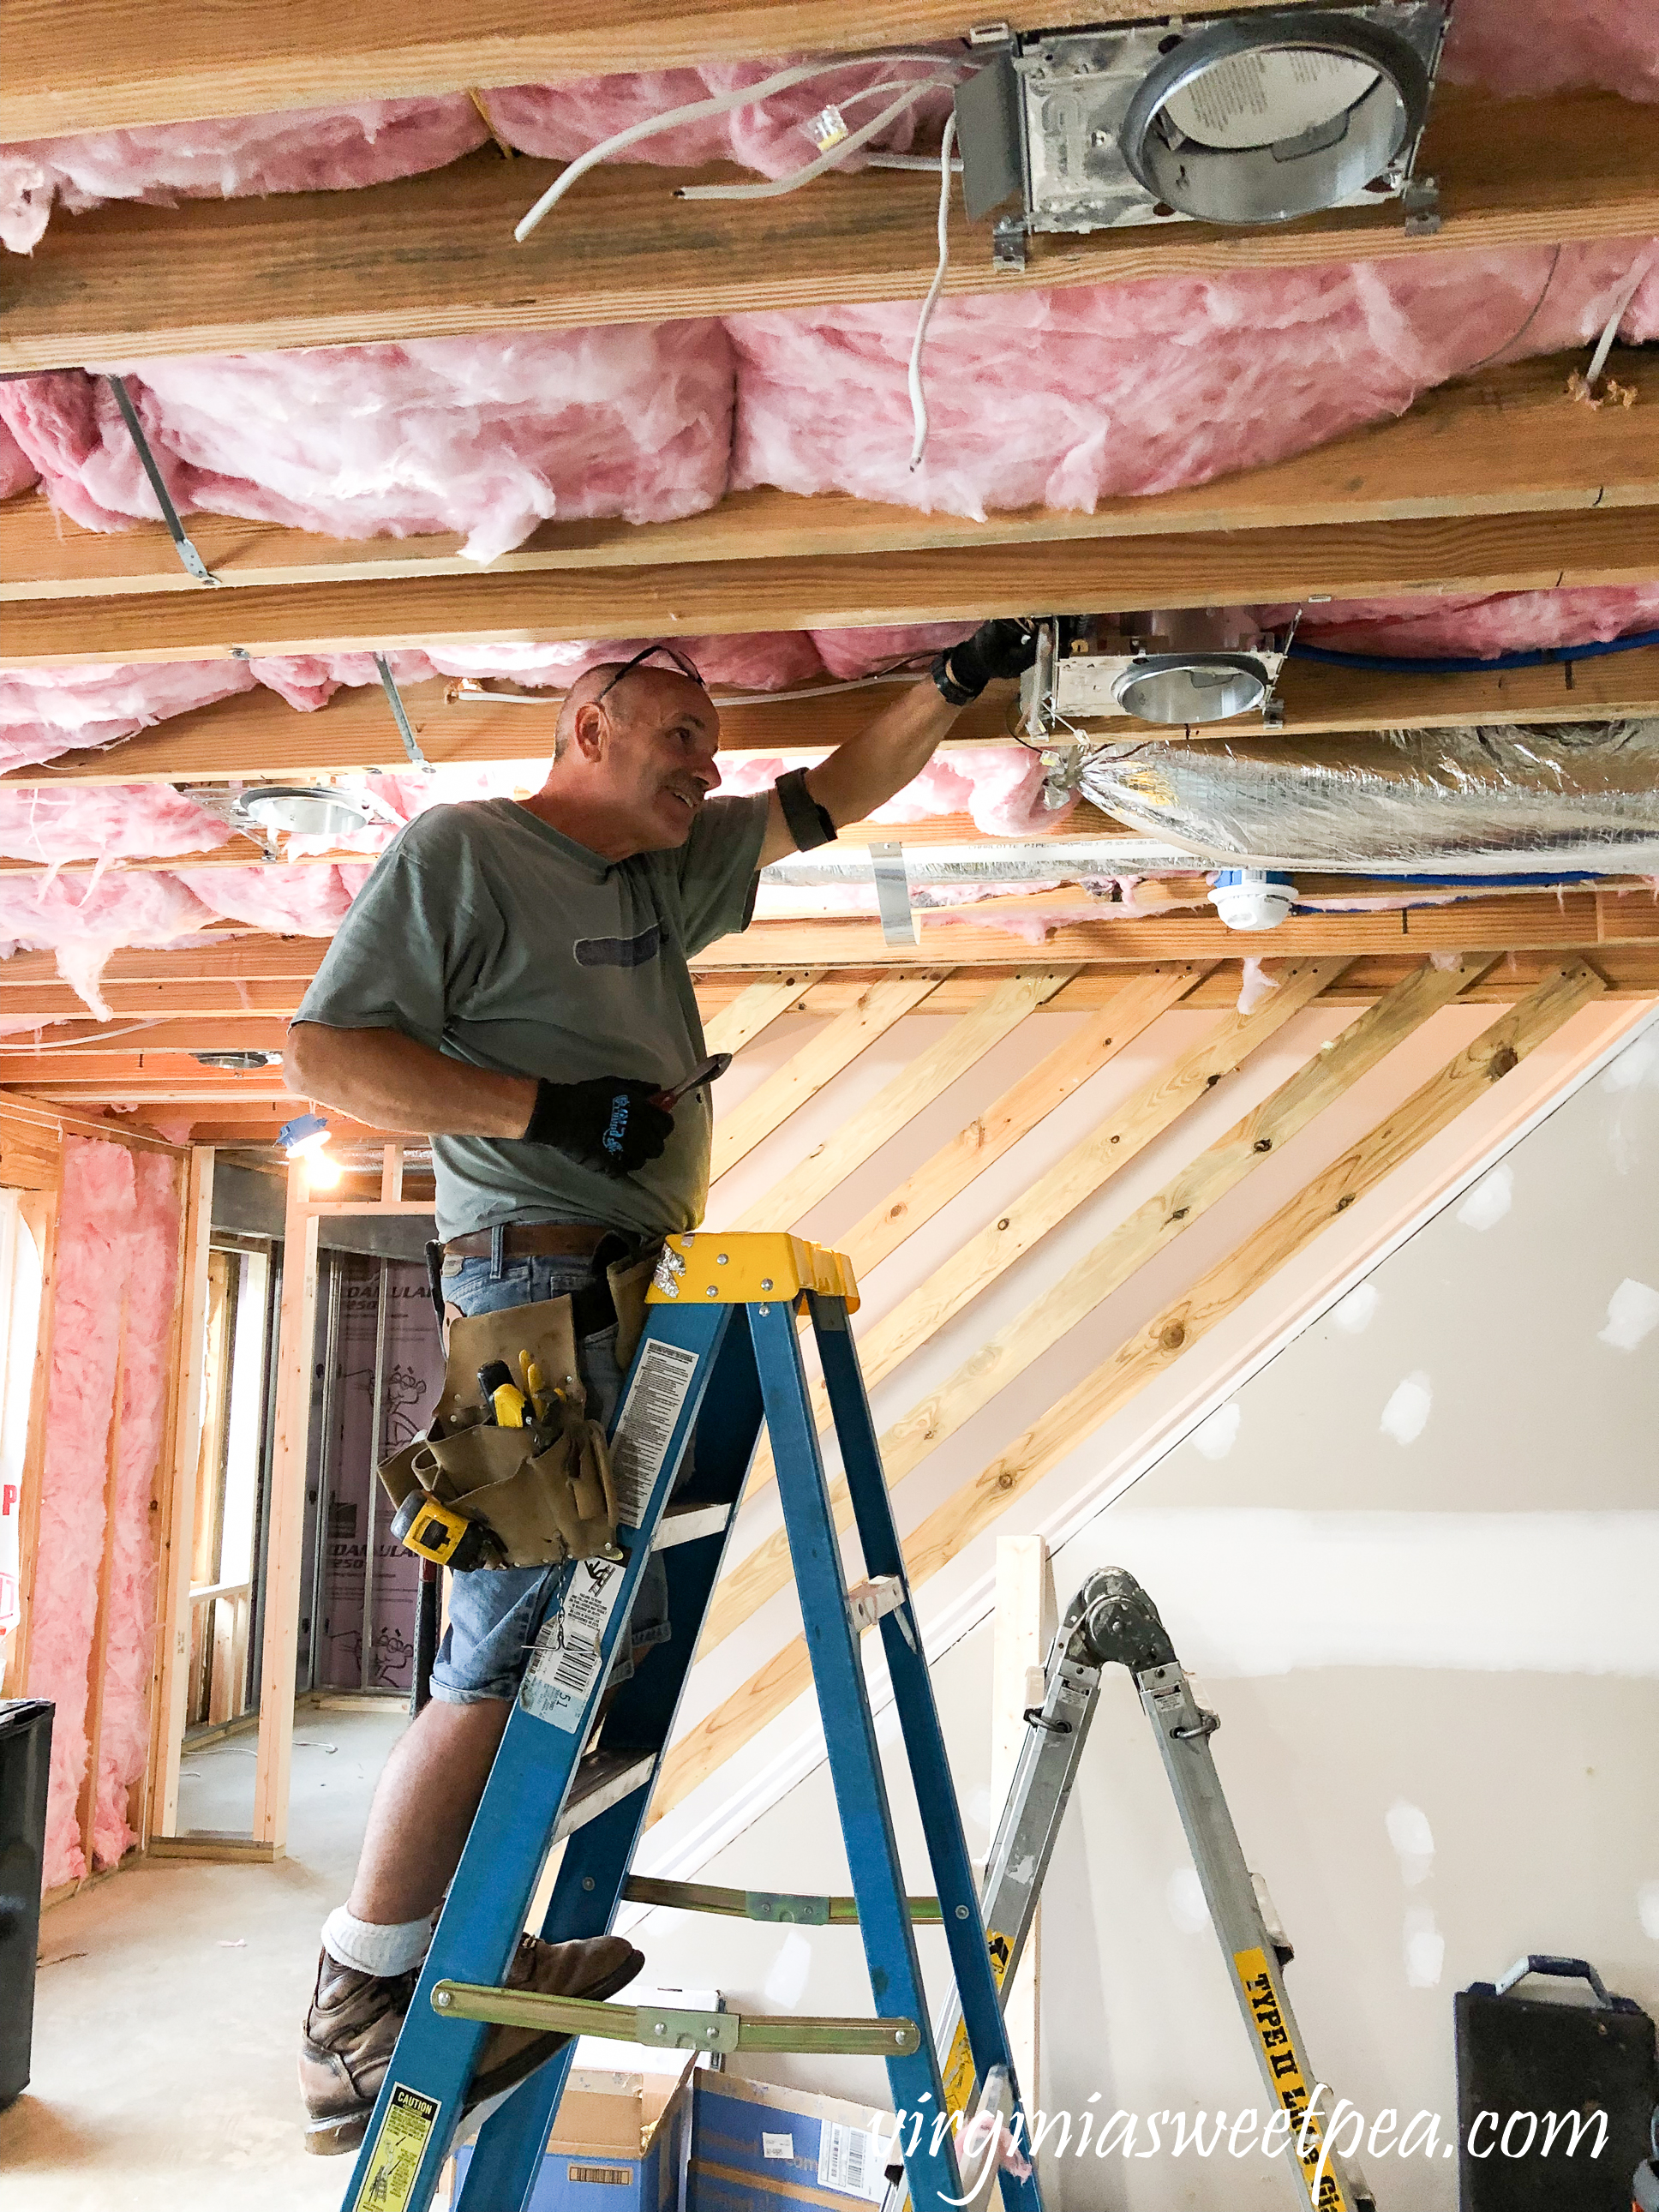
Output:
[0, 416, 36, 500]
[0, 783, 228, 863]
[485, 55, 956, 174]
[0, 97, 490, 255]
[27, 1135, 136, 1889]
[729, 238, 1659, 516]
[808, 623, 974, 678]
[1443, 0, 1659, 99]
[173, 862, 369, 934]
[1267, 581, 1659, 658]
[89, 1148, 181, 1870]
[0, 323, 736, 562]
[0, 659, 256, 774]
[421, 632, 827, 689]
[0, 874, 215, 1018]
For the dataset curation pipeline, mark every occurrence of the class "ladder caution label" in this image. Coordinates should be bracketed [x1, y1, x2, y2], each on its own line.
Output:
[609, 1340, 700, 1525]
[523, 1557, 629, 1729]
[941, 1931, 1013, 2119]
[353, 2083, 439, 2212]
[1232, 1948, 1346, 2212]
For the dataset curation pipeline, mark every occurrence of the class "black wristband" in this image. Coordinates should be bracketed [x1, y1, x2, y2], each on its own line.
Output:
[930, 650, 980, 706]
[776, 765, 838, 852]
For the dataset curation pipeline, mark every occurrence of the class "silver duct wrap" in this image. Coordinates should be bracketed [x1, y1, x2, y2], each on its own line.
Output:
[1077, 722, 1659, 875]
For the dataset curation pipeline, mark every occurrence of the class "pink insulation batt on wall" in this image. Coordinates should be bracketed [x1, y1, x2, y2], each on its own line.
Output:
[26, 1135, 181, 1888]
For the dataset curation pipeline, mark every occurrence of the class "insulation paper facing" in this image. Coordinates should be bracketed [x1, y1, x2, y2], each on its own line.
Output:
[1079, 722, 1659, 873]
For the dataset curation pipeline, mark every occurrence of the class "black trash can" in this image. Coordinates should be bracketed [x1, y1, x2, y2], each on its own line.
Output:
[0, 1697, 54, 2108]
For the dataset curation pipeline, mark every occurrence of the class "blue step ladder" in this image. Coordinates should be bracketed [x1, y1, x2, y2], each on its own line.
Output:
[342, 1232, 1045, 2212]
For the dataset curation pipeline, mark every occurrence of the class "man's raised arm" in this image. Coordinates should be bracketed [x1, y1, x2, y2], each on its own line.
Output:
[758, 620, 1036, 866]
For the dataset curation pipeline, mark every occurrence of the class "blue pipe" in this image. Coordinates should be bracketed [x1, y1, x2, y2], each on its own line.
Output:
[1286, 626, 1659, 676]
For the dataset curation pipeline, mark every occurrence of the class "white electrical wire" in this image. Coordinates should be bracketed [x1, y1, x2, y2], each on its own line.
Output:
[675, 80, 955, 201]
[452, 671, 928, 708]
[1584, 243, 1658, 392]
[907, 110, 958, 471]
[0, 1018, 168, 1052]
[868, 150, 964, 173]
[513, 51, 964, 240]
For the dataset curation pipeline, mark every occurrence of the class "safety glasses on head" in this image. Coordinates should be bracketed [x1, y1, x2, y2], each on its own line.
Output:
[591, 642, 707, 705]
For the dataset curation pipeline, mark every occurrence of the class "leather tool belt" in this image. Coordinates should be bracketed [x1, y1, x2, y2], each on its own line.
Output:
[378, 1247, 656, 1572]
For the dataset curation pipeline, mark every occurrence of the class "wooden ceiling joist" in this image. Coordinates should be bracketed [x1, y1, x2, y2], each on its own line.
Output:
[9, 505, 1659, 669]
[7, 354, 1653, 603]
[20, 644, 1659, 793]
[3, 90, 1654, 368]
[653, 957, 1607, 1823]
[3, 0, 1292, 140]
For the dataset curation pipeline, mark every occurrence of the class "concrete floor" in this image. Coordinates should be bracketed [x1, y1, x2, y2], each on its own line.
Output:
[2, 1704, 406, 2212]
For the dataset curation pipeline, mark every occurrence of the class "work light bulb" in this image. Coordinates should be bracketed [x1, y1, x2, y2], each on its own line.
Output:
[303, 1148, 341, 1189]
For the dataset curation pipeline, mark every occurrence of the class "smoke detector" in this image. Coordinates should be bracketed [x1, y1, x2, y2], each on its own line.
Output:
[1021, 612, 1291, 737]
[1210, 869, 1298, 930]
[956, 3, 1446, 266]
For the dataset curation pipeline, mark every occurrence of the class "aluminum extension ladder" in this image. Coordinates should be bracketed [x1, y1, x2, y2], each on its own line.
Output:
[905, 1566, 1375, 2212]
[342, 1232, 1044, 2212]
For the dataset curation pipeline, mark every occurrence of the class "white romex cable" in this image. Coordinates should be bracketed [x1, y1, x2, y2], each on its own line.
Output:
[513, 51, 961, 239]
[675, 80, 955, 201]
[907, 110, 958, 470]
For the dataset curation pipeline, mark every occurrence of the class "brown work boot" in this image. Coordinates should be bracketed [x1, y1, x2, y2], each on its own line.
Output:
[298, 1933, 644, 2154]
[469, 1933, 644, 2107]
[299, 1950, 419, 2155]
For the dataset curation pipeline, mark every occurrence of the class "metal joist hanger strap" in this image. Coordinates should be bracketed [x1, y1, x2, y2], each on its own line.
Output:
[374, 652, 434, 773]
[105, 375, 221, 588]
[870, 841, 919, 948]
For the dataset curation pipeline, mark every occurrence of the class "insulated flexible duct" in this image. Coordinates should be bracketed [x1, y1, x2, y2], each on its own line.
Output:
[1077, 722, 1659, 875]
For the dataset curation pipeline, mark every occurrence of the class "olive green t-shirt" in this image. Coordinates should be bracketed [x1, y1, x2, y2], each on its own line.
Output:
[294, 795, 770, 1243]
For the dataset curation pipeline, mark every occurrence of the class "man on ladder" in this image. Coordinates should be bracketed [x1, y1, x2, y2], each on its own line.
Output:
[283, 622, 1038, 2160]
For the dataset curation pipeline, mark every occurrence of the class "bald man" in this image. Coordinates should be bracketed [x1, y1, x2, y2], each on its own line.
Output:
[282, 626, 1035, 2153]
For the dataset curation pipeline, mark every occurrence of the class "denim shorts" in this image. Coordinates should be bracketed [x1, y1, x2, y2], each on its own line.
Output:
[428, 1246, 671, 1706]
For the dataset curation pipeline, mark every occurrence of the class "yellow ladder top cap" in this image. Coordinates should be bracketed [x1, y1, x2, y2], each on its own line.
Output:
[648, 1231, 859, 1313]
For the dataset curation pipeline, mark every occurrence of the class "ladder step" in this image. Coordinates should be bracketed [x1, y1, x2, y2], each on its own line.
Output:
[428, 1980, 921, 2057]
[622, 1874, 943, 1925]
[552, 1748, 656, 1843]
[651, 1499, 733, 1551]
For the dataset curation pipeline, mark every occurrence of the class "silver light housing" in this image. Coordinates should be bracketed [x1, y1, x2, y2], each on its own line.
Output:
[1021, 612, 1290, 734]
[956, 2, 1446, 255]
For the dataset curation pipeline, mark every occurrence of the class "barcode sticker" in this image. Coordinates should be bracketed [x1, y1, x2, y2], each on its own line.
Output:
[761, 2133, 795, 2161]
[520, 1557, 628, 1729]
[818, 2121, 887, 2201]
[609, 1340, 700, 1526]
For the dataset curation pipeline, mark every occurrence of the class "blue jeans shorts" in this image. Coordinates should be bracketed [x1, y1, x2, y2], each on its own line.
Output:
[428, 1244, 671, 1706]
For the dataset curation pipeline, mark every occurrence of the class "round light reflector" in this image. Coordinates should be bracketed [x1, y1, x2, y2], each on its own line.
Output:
[1111, 654, 1271, 725]
[1120, 11, 1429, 225]
[237, 785, 369, 839]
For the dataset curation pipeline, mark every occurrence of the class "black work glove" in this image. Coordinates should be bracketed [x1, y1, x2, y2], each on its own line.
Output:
[933, 618, 1039, 704]
[523, 1076, 674, 1178]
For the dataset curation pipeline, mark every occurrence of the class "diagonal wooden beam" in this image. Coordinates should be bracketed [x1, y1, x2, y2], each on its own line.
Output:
[726, 967, 1078, 1232]
[704, 955, 1345, 1641]
[3, 90, 1655, 365]
[707, 973, 944, 1184]
[836, 962, 1213, 1280]
[9, 504, 1659, 666]
[3, 1, 1290, 138]
[654, 957, 1606, 1823]
[9, 354, 1655, 601]
[699, 972, 824, 1060]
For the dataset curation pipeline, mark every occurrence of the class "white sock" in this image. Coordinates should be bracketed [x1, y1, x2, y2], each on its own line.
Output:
[321, 1904, 434, 1979]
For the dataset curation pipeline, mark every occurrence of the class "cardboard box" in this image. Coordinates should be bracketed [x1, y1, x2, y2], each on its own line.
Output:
[687, 2072, 895, 2212]
[451, 2064, 694, 2212]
